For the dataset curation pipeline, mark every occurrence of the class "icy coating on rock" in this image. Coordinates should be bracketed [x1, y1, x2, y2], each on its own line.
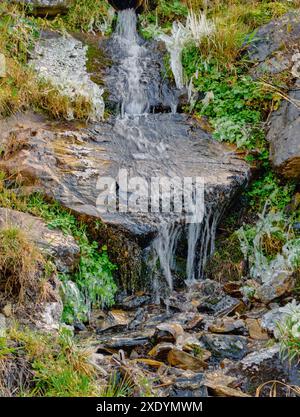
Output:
[30, 34, 105, 122]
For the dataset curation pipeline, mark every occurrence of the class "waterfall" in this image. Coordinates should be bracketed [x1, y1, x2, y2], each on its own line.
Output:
[109, 9, 220, 290]
[115, 9, 149, 115]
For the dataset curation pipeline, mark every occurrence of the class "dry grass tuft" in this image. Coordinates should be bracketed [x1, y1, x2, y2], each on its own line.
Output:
[0, 226, 44, 303]
[256, 380, 300, 397]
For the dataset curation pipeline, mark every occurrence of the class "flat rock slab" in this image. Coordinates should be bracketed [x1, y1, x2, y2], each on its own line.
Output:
[0, 112, 249, 288]
[12, 0, 72, 16]
[0, 207, 79, 273]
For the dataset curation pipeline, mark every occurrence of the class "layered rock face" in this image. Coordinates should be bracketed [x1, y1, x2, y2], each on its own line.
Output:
[0, 207, 80, 331]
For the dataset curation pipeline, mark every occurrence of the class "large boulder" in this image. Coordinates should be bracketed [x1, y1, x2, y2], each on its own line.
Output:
[0, 111, 249, 291]
[247, 11, 300, 79]
[0, 208, 80, 331]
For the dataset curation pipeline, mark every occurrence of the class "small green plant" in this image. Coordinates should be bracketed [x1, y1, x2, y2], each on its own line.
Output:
[26, 194, 118, 323]
[6, 326, 99, 397]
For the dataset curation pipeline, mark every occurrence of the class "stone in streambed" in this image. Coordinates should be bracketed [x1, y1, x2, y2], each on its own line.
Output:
[154, 323, 184, 344]
[170, 372, 208, 397]
[148, 342, 174, 361]
[254, 270, 294, 304]
[208, 318, 247, 335]
[167, 348, 208, 372]
[245, 318, 269, 340]
[201, 334, 249, 360]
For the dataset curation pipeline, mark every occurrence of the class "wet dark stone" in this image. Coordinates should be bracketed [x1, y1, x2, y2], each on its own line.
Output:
[201, 334, 249, 360]
[116, 294, 151, 310]
[170, 373, 208, 397]
[98, 335, 151, 352]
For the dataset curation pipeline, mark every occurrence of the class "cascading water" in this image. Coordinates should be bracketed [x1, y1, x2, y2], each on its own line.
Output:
[115, 9, 148, 115]
[104, 9, 224, 291]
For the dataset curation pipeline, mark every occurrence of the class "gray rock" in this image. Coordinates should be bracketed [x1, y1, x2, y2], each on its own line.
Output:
[213, 295, 243, 317]
[170, 372, 208, 397]
[12, 1, 72, 16]
[267, 84, 300, 179]
[261, 307, 284, 335]
[229, 344, 300, 396]
[245, 12, 300, 178]
[241, 344, 280, 370]
[201, 334, 249, 360]
[254, 270, 294, 304]
[35, 301, 63, 332]
[0, 112, 249, 290]
[247, 11, 300, 77]
[0, 208, 80, 273]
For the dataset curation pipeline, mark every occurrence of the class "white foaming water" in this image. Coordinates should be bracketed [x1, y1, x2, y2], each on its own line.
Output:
[152, 222, 181, 290]
[115, 9, 149, 115]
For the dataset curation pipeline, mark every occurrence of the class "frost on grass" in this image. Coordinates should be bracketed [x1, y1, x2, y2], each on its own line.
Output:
[237, 208, 300, 284]
[30, 34, 105, 121]
[159, 12, 215, 89]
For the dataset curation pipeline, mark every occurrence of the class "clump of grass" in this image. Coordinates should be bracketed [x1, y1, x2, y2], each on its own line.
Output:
[3, 326, 98, 397]
[0, 226, 45, 303]
[0, 325, 137, 397]
[43, 0, 113, 34]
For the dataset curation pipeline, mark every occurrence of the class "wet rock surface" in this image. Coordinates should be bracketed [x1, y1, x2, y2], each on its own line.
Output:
[0, 112, 249, 290]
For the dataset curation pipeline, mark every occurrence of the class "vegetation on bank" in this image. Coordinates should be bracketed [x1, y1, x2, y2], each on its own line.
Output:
[0, 174, 117, 324]
[0, 325, 133, 396]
